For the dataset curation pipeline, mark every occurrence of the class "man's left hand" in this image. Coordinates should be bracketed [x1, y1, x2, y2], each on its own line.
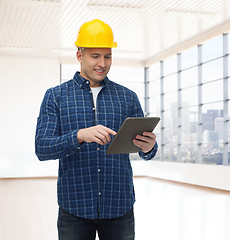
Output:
[133, 132, 156, 153]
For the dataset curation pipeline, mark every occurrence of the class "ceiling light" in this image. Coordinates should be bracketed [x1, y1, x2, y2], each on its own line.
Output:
[165, 8, 219, 18]
[1, 0, 62, 5]
[87, 0, 142, 11]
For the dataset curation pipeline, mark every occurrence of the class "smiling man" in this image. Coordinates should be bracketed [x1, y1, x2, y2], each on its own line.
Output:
[35, 19, 158, 240]
[77, 47, 112, 87]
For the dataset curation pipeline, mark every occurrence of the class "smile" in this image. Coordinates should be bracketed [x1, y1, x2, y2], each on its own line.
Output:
[95, 69, 104, 73]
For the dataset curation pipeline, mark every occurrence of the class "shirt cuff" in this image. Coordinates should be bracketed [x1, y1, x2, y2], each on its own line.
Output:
[139, 141, 158, 160]
[65, 130, 81, 155]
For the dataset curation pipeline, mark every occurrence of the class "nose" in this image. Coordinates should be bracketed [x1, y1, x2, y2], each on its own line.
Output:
[98, 56, 106, 68]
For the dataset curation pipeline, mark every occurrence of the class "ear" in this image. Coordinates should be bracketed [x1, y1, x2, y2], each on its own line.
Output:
[76, 51, 82, 63]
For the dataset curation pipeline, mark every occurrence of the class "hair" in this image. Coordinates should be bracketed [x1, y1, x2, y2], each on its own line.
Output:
[78, 47, 85, 52]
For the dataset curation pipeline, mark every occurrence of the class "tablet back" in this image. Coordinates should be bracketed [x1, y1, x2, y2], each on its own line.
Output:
[106, 117, 160, 154]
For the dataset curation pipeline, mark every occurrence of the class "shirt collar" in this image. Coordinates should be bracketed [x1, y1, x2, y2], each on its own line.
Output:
[73, 71, 109, 89]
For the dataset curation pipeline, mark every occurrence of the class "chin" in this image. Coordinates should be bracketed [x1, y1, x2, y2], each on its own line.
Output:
[95, 75, 106, 82]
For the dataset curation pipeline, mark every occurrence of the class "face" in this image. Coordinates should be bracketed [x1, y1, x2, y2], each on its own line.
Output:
[77, 48, 112, 87]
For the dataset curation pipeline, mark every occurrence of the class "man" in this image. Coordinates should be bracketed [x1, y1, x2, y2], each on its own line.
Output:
[35, 19, 158, 240]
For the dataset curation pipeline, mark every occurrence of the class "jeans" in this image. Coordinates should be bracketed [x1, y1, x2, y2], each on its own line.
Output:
[57, 207, 135, 240]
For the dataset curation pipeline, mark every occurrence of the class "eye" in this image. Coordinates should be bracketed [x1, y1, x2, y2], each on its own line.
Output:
[91, 55, 99, 58]
[105, 55, 111, 59]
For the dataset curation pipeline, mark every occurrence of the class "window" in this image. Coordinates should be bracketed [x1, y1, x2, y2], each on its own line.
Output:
[149, 63, 161, 116]
[181, 106, 198, 163]
[181, 86, 198, 107]
[148, 32, 230, 165]
[181, 67, 198, 88]
[202, 81, 223, 104]
[181, 47, 198, 70]
[202, 103, 224, 164]
[149, 63, 160, 80]
[202, 58, 223, 83]
[202, 35, 223, 62]
[164, 74, 177, 93]
[164, 55, 177, 75]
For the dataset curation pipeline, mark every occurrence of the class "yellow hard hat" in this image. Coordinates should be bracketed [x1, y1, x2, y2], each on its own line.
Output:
[75, 19, 117, 48]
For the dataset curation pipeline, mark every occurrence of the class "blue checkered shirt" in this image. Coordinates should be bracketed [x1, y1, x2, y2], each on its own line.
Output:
[35, 72, 158, 219]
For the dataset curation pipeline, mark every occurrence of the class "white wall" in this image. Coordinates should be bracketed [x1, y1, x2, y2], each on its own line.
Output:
[0, 57, 60, 177]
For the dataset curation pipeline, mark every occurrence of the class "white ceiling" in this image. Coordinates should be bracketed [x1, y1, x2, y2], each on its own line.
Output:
[0, 0, 230, 67]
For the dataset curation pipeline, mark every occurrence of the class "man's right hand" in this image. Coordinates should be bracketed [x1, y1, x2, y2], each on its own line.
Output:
[77, 125, 116, 145]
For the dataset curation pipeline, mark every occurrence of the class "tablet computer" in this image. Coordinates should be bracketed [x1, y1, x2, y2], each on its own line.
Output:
[106, 117, 160, 154]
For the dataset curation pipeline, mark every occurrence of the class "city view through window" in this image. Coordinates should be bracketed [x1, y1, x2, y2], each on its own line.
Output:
[148, 33, 229, 165]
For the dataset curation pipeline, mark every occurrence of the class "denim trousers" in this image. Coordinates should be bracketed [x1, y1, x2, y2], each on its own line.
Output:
[57, 207, 135, 240]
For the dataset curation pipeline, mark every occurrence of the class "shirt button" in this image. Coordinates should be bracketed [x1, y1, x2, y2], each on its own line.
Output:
[92, 107, 96, 110]
[99, 192, 101, 196]
[97, 147, 100, 151]
[98, 168, 101, 172]
[86, 81, 89, 84]
[89, 90, 92, 93]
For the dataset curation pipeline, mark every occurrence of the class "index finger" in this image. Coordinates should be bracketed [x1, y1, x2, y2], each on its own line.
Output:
[98, 125, 117, 135]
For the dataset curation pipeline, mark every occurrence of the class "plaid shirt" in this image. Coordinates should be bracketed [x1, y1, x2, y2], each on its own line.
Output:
[35, 72, 158, 219]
